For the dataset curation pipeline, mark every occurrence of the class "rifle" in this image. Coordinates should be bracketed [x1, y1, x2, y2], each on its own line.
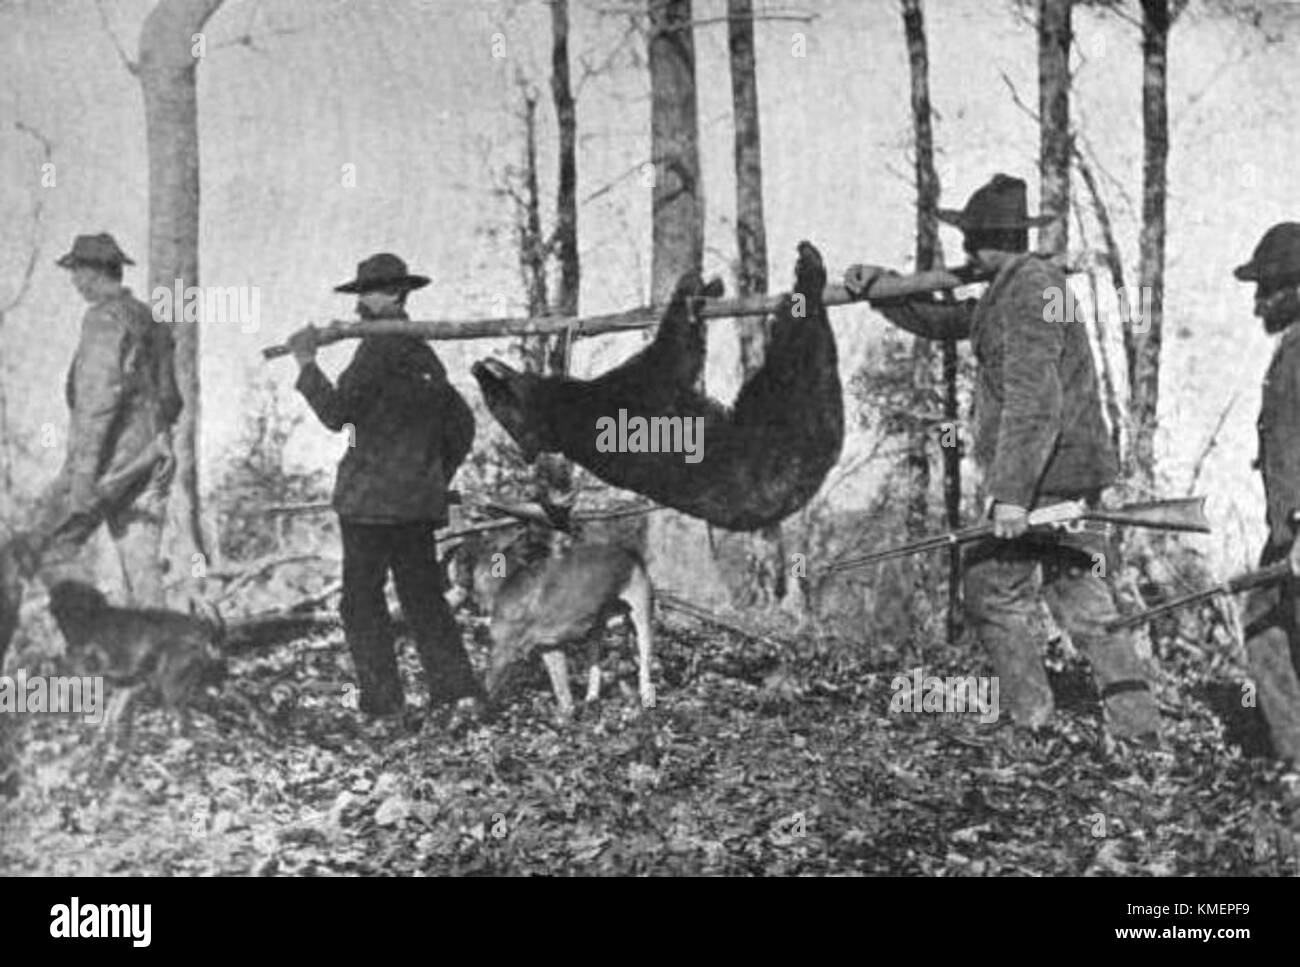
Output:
[1106, 561, 1292, 632]
[826, 496, 1210, 574]
[1, 433, 173, 582]
[45, 434, 173, 542]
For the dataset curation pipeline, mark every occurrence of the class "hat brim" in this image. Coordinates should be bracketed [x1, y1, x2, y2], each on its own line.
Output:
[334, 274, 431, 294]
[1234, 261, 1260, 282]
[56, 254, 135, 269]
[937, 209, 1057, 230]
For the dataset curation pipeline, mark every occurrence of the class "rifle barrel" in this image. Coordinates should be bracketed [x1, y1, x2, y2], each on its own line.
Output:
[1106, 587, 1221, 631]
[1107, 561, 1292, 632]
[828, 523, 992, 573]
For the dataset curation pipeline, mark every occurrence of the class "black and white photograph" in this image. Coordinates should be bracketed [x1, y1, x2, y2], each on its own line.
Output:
[0, 0, 1295, 905]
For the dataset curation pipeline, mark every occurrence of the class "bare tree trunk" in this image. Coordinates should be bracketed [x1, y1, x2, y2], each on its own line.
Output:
[713, 0, 786, 610]
[542, 0, 579, 500]
[646, 0, 726, 606]
[905, 344, 934, 540]
[551, 0, 579, 322]
[519, 89, 550, 331]
[901, 0, 934, 542]
[902, 0, 960, 639]
[515, 84, 571, 501]
[138, 0, 224, 574]
[1037, 0, 1071, 255]
[1129, 0, 1171, 493]
[1076, 155, 1127, 460]
[728, 0, 769, 375]
[648, 0, 703, 305]
[0, 124, 50, 498]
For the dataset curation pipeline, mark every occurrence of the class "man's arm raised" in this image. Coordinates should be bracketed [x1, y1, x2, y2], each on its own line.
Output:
[845, 264, 974, 341]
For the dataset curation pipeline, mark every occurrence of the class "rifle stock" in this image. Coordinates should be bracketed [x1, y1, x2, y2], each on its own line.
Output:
[1107, 561, 1291, 632]
[1083, 496, 1209, 532]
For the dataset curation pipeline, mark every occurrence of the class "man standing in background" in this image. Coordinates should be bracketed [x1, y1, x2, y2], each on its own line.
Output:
[1235, 222, 1300, 766]
[1, 232, 180, 664]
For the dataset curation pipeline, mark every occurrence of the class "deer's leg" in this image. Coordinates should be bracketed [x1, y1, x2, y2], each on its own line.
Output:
[585, 636, 602, 704]
[540, 649, 574, 718]
[620, 571, 656, 711]
[97, 686, 138, 783]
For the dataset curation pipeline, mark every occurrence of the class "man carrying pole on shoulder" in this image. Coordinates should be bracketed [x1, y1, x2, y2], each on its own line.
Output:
[284, 253, 482, 730]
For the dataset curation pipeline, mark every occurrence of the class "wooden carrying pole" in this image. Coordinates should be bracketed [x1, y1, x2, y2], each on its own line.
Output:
[260, 268, 972, 359]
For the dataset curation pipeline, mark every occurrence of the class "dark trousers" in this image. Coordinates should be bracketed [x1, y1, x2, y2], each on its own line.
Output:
[339, 519, 481, 716]
[1243, 540, 1300, 762]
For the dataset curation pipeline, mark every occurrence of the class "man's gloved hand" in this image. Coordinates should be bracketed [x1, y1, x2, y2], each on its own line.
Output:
[991, 501, 1030, 540]
[287, 325, 319, 366]
[843, 264, 897, 301]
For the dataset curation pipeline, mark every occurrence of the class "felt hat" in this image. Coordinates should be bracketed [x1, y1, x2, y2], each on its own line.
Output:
[55, 232, 135, 269]
[937, 174, 1054, 232]
[334, 253, 430, 294]
[1234, 223, 1300, 286]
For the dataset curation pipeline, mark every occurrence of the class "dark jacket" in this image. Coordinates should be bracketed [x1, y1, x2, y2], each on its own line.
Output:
[63, 287, 181, 493]
[296, 324, 475, 524]
[873, 253, 1117, 507]
[1256, 324, 1300, 546]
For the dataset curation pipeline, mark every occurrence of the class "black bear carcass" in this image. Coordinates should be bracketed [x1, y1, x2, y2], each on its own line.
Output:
[472, 241, 843, 531]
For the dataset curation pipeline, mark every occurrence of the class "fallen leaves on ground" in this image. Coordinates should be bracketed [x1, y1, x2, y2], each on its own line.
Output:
[1, 615, 1298, 876]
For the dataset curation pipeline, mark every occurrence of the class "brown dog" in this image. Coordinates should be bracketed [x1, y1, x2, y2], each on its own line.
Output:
[47, 581, 228, 738]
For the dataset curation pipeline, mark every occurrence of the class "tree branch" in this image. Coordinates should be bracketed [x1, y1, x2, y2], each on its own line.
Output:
[95, 0, 138, 74]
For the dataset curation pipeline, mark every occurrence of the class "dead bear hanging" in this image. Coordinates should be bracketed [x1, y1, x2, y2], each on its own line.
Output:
[472, 241, 844, 532]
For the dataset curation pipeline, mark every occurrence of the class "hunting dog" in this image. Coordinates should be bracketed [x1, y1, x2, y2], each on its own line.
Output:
[48, 580, 230, 742]
[460, 505, 655, 717]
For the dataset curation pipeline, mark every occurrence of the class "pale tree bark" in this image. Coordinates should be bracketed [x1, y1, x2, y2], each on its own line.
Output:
[728, 0, 769, 375]
[1128, 0, 1173, 493]
[1037, 0, 1071, 255]
[645, 0, 727, 606]
[0, 122, 51, 499]
[901, 0, 961, 640]
[138, 0, 224, 575]
[648, 0, 703, 304]
[712, 0, 787, 610]
[1076, 153, 1127, 460]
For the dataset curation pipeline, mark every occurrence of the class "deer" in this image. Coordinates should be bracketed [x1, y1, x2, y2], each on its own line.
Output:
[458, 500, 655, 719]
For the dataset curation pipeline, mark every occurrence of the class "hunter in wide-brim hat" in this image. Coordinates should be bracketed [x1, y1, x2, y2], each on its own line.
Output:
[55, 232, 136, 270]
[288, 248, 483, 722]
[938, 173, 1055, 233]
[334, 252, 430, 294]
[1234, 222, 1300, 287]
